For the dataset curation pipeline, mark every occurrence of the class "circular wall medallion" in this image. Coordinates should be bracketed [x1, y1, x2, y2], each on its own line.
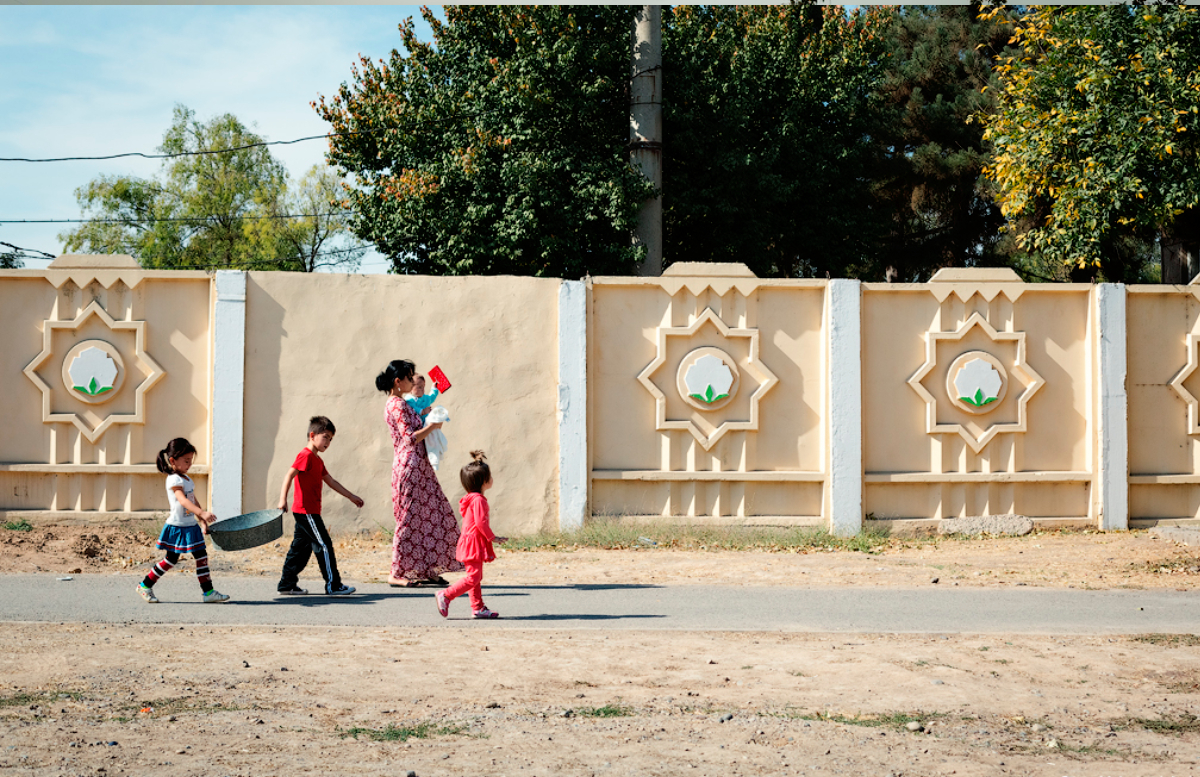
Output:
[61, 340, 125, 404]
[946, 351, 1007, 414]
[677, 347, 740, 412]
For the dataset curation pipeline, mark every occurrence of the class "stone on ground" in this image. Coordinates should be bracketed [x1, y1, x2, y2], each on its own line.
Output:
[938, 514, 1033, 537]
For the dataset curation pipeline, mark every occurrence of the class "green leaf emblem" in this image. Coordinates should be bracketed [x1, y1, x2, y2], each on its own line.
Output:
[688, 385, 730, 405]
[73, 376, 114, 396]
[959, 388, 998, 408]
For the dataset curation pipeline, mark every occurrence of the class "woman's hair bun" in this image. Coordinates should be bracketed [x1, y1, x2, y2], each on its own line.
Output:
[376, 359, 416, 394]
[470, 450, 487, 462]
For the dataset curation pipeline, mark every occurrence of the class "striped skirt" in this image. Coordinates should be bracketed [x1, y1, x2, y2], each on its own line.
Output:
[156, 524, 206, 554]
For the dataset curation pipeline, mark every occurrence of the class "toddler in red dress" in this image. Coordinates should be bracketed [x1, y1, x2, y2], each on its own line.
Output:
[437, 450, 506, 619]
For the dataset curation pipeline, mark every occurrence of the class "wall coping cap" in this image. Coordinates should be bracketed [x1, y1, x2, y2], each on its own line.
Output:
[662, 262, 756, 278]
[929, 267, 1022, 283]
[48, 254, 141, 270]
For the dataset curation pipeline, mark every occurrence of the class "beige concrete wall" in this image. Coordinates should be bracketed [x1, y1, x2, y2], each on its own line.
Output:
[1127, 286, 1200, 521]
[0, 257, 212, 522]
[241, 272, 561, 537]
[7, 256, 1198, 534]
[861, 273, 1097, 524]
[589, 266, 828, 523]
[589, 266, 1111, 528]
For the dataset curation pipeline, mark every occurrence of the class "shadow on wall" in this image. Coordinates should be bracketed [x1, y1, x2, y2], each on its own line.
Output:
[242, 278, 286, 514]
[141, 282, 211, 464]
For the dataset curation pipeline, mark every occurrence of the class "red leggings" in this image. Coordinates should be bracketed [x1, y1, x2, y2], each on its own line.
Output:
[443, 560, 485, 612]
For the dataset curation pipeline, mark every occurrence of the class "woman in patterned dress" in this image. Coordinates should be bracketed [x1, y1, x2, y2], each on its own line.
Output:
[376, 359, 463, 586]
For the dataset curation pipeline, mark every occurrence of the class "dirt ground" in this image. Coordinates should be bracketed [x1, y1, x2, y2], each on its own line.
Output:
[2, 525, 1199, 776]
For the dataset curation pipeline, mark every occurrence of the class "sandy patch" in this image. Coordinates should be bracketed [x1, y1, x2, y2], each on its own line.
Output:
[3, 525, 1199, 775]
[1, 625, 1198, 776]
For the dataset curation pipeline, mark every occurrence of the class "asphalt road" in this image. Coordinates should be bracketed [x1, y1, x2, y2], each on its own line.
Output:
[0, 574, 1196, 633]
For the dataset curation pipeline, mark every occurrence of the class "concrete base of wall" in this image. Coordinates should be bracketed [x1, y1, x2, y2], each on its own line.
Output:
[0, 510, 164, 528]
[1130, 518, 1200, 528]
[600, 515, 825, 529]
[867, 517, 1100, 537]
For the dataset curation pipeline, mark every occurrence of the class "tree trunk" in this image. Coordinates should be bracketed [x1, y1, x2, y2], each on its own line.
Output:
[1162, 207, 1200, 285]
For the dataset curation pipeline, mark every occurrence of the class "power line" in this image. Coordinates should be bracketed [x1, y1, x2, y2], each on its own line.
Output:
[0, 130, 382, 164]
[0, 110, 494, 164]
[0, 241, 56, 259]
[0, 212, 348, 224]
[153, 243, 377, 271]
[7, 242, 376, 269]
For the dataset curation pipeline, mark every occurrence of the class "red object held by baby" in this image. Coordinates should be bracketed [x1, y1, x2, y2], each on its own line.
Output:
[429, 366, 451, 393]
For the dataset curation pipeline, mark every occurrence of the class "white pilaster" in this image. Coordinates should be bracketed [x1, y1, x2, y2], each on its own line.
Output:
[558, 280, 588, 532]
[211, 271, 246, 521]
[1097, 283, 1128, 530]
[828, 279, 863, 537]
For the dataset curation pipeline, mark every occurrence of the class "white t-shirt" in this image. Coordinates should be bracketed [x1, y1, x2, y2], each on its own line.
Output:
[165, 473, 199, 527]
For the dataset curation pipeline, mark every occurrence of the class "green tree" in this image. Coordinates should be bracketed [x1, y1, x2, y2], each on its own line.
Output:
[317, 6, 652, 277]
[980, 5, 1200, 282]
[866, 5, 1017, 282]
[246, 164, 368, 272]
[663, 5, 891, 278]
[61, 105, 362, 271]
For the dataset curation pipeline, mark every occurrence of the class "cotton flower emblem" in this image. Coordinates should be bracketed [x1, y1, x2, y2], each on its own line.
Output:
[684, 355, 735, 405]
[953, 358, 1003, 408]
[68, 347, 118, 397]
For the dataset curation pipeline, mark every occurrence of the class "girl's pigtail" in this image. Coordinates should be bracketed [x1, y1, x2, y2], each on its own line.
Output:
[460, 451, 491, 493]
[156, 438, 197, 475]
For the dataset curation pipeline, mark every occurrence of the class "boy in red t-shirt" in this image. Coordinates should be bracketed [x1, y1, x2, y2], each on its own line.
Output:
[276, 416, 364, 596]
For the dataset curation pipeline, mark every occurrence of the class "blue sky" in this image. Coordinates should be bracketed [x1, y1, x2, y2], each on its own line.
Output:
[0, 5, 437, 272]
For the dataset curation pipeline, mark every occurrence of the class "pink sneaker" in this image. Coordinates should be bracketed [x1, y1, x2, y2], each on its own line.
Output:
[435, 591, 449, 618]
[472, 608, 499, 619]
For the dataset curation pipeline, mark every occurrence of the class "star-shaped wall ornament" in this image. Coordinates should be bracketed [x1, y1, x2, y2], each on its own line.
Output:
[1169, 332, 1200, 435]
[23, 300, 166, 443]
[637, 308, 778, 450]
[907, 311, 1045, 453]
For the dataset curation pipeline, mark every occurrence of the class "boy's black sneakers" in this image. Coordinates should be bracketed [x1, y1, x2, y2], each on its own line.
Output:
[328, 584, 356, 596]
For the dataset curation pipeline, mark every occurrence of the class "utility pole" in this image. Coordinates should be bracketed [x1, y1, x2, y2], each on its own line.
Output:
[630, 5, 663, 277]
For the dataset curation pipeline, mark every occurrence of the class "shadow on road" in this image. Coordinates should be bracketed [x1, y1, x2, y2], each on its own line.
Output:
[205, 594, 393, 608]
[480, 614, 667, 622]
[483, 584, 665, 592]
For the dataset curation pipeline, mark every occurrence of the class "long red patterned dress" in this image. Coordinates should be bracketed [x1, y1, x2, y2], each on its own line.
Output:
[387, 395, 463, 580]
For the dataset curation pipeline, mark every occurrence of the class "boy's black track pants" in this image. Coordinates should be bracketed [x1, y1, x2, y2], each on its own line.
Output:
[278, 512, 342, 594]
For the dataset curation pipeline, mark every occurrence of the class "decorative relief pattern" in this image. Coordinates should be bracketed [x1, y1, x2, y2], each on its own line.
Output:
[638, 308, 778, 450]
[908, 311, 1044, 453]
[1169, 333, 1200, 435]
[23, 300, 166, 443]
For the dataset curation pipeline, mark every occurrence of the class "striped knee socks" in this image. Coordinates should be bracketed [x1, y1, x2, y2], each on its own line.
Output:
[142, 558, 175, 588]
[195, 555, 213, 593]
